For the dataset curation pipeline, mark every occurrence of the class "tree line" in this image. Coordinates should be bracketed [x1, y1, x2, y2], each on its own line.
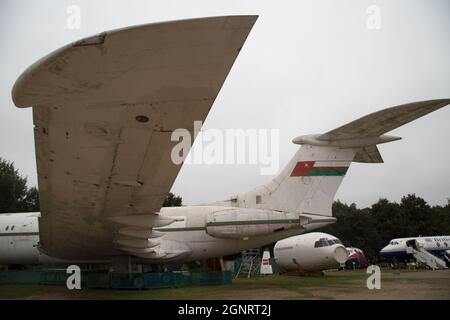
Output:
[322, 196, 450, 262]
[0, 157, 39, 212]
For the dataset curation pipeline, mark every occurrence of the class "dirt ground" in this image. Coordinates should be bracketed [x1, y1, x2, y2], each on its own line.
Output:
[328, 269, 450, 300]
[0, 269, 449, 300]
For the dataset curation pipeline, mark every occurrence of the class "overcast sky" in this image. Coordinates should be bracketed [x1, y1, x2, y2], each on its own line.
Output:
[1, 0, 449, 208]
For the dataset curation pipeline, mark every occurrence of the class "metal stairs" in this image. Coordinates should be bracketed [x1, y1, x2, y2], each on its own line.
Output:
[235, 248, 261, 278]
[406, 241, 447, 270]
[444, 255, 450, 265]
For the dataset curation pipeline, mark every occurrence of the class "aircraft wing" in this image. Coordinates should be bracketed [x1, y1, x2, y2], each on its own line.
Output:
[12, 16, 257, 260]
[318, 99, 450, 141]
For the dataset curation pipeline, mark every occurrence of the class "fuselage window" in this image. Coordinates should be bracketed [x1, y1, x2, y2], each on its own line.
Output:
[5, 225, 9, 231]
[11, 225, 15, 231]
[256, 195, 262, 204]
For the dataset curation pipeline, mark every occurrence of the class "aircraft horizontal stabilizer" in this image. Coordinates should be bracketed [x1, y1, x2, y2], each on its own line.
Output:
[318, 99, 450, 141]
[293, 99, 449, 151]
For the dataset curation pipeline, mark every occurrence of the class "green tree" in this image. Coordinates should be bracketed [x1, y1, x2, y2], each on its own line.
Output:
[322, 201, 382, 262]
[399, 194, 432, 236]
[371, 198, 403, 245]
[0, 157, 39, 212]
[163, 192, 182, 207]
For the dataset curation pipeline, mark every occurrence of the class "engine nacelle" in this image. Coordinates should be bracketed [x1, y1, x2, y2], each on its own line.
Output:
[206, 208, 308, 239]
[274, 232, 348, 273]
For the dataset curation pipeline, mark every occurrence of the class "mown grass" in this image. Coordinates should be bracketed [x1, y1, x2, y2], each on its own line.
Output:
[0, 269, 445, 300]
[0, 270, 366, 300]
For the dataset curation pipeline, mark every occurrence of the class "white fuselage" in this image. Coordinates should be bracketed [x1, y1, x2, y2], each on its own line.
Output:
[0, 208, 332, 265]
[274, 232, 348, 272]
[0, 212, 72, 264]
[379, 236, 450, 261]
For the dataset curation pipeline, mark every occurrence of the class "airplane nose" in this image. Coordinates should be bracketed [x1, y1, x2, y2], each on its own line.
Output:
[379, 247, 388, 257]
[334, 246, 349, 264]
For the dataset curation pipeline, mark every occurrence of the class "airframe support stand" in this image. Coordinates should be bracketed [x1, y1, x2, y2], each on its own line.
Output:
[206, 257, 225, 272]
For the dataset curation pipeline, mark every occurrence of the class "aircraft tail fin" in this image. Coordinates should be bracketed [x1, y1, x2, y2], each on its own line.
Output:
[216, 99, 450, 216]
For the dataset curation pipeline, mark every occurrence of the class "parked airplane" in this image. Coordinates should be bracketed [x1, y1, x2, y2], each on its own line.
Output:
[380, 236, 450, 266]
[274, 232, 348, 274]
[1, 16, 449, 272]
[345, 247, 370, 269]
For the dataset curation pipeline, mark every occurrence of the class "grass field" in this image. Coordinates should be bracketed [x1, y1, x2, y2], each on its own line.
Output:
[1, 269, 449, 300]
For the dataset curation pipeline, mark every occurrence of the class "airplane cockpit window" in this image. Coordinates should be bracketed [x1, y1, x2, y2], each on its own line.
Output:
[314, 238, 330, 248]
[314, 238, 343, 248]
[389, 241, 399, 245]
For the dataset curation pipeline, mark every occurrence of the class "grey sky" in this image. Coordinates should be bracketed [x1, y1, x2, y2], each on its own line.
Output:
[1, 0, 449, 208]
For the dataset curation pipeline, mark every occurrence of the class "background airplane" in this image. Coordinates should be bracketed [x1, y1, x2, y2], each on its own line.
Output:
[345, 247, 369, 269]
[380, 236, 450, 269]
[274, 232, 348, 274]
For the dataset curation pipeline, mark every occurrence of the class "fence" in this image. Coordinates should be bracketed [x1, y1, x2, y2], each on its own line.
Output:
[0, 270, 233, 289]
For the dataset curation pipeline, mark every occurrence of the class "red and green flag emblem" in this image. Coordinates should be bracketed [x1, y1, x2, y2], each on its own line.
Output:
[290, 161, 349, 177]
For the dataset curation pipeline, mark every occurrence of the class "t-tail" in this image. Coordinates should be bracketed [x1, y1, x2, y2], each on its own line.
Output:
[213, 99, 450, 217]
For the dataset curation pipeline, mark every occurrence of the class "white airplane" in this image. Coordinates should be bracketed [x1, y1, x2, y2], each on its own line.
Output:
[380, 236, 450, 263]
[274, 232, 348, 274]
[1, 16, 449, 272]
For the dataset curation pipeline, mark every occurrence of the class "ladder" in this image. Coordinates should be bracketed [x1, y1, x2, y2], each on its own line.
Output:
[406, 246, 447, 270]
[444, 255, 450, 264]
[235, 248, 261, 278]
